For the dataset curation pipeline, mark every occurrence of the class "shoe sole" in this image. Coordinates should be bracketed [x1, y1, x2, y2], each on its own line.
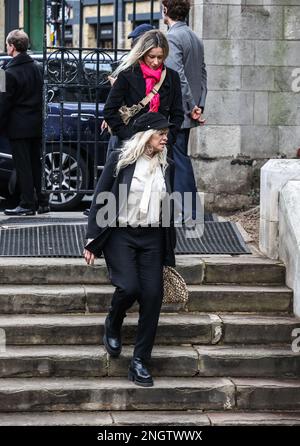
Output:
[128, 369, 154, 387]
[103, 334, 121, 358]
[4, 212, 35, 216]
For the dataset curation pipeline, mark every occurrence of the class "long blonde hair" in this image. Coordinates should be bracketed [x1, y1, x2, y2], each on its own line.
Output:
[115, 129, 168, 176]
[113, 30, 169, 77]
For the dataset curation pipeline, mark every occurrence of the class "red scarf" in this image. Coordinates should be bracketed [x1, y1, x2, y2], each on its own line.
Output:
[139, 62, 163, 112]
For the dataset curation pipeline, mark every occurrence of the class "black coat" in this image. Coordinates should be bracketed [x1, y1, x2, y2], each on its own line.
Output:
[0, 53, 43, 140]
[103, 64, 184, 145]
[86, 150, 176, 267]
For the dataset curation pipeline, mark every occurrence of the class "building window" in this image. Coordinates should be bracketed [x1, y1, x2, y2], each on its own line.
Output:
[92, 23, 113, 49]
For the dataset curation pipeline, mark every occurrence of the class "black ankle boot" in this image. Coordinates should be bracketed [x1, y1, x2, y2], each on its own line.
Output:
[128, 357, 153, 387]
[103, 315, 122, 357]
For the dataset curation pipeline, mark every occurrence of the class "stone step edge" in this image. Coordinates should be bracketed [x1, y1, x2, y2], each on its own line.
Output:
[0, 256, 287, 285]
[0, 312, 298, 321]
[1, 344, 300, 357]
[0, 411, 300, 426]
[0, 284, 292, 291]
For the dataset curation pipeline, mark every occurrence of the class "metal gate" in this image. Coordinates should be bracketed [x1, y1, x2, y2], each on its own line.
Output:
[42, 0, 158, 211]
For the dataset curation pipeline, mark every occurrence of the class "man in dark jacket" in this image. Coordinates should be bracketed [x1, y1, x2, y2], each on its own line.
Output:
[163, 0, 207, 223]
[0, 29, 49, 215]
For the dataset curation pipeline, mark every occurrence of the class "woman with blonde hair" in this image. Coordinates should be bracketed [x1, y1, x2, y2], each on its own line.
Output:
[103, 29, 183, 153]
[84, 112, 176, 387]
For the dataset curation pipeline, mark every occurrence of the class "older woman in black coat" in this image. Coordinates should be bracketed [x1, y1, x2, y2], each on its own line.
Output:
[84, 113, 176, 387]
[103, 30, 183, 152]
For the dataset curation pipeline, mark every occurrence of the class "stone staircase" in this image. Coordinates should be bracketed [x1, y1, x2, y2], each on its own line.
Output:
[0, 255, 300, 426]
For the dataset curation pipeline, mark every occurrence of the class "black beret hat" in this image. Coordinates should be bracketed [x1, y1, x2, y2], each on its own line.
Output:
[132, 112, 174, 134]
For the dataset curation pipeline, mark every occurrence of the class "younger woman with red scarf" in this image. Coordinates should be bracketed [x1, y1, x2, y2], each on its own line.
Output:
[103, 30, 183, 153]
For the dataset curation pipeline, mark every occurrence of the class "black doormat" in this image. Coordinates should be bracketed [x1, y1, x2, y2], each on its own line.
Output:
[0, 221, 250, 257]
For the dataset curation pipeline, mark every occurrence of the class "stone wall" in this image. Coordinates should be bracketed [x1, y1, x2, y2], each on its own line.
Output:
[189, 0, 300, 212]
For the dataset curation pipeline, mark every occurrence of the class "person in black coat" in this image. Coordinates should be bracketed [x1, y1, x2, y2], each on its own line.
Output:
[0, 29, 49, 215]
[84, 113, 176, 387]
[103, 30, 184, 155]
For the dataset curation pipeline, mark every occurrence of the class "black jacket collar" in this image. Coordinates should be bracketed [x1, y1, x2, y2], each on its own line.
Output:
[7, 52, 34, 68]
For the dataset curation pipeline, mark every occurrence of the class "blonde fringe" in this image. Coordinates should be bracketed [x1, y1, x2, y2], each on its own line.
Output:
[115, 130, 168, 176]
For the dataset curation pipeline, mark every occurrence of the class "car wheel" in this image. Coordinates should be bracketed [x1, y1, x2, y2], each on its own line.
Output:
[44, 147, 88, 211]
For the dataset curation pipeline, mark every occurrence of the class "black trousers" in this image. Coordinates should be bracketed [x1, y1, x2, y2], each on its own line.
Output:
[103, 226, 164, 360]
[10, 138, 48, 209]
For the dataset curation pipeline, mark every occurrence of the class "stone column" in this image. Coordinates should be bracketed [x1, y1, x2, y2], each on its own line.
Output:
[188, 0, 300, 212]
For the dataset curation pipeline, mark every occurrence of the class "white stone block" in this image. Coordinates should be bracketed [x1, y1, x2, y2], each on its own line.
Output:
[259, 160, 300, 260]
[274, 67, 300, 92]
[208, 66, 241, 91]
[189, 125, 241, 158]
[204, 40, 255, 66]
[228, 5, 283, 40]
[254, 93, 269, 126]
[269, 92, 300, 126]
[203, 5, 228, 39]
[255, 41, 300, 66]
[242, 66, 274, 91]
[205, 91, 254, 125]
[279, 181, 300, 316]
[259, 217, 279, 260]
[279, 126, 300, 158]
[260, 160, 300, 222]
[241, 126, 279, 158]
[284, 7, 300, 40]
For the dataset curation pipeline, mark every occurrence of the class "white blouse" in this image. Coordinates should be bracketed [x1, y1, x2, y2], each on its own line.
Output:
[118, 154, 166, 226]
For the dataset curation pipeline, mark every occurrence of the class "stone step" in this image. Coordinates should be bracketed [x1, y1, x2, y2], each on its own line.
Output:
[0, 377, 235, 412]
[220, 314, 300, 345]
[0, 313, 298, 346]
[0, 345, 299, 379]
[186, 284, 292, 313]
[203, 256, 286, 285]
[1, 410, 300, 426]
[205, 412, 300, 426]
[0, 284, 292, 314]
[235, 378, 300, 411]
[0, 410, 210, 426]
[0, 313, 217, 345]
[0, 377, 299, 411]
[0, 257, 202, 285]
[195, 346, 300, 378]
[0, 256, 286, 285]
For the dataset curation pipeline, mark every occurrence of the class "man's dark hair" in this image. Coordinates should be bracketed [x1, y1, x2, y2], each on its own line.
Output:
[6, 29, 29, 53]
[162, 0, 191, 22]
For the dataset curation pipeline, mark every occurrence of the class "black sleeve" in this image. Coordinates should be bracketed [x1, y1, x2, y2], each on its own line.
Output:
[103, 72, 132, 141]
[86, 150, 120, 238]
[168, 70, 184, 145]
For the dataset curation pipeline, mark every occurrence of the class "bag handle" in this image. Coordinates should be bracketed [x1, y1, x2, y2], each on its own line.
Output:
[139, 67, 167, 108]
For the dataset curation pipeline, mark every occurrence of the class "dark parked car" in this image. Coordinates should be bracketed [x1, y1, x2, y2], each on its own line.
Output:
[0, 52, 116, 210]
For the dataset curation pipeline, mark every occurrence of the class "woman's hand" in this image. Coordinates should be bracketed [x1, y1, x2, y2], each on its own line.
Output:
[107, 75, 116, 86]
[83, 248, 95, 265]
[101, 120, 108, 131]
[83, 238, 95, 265]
